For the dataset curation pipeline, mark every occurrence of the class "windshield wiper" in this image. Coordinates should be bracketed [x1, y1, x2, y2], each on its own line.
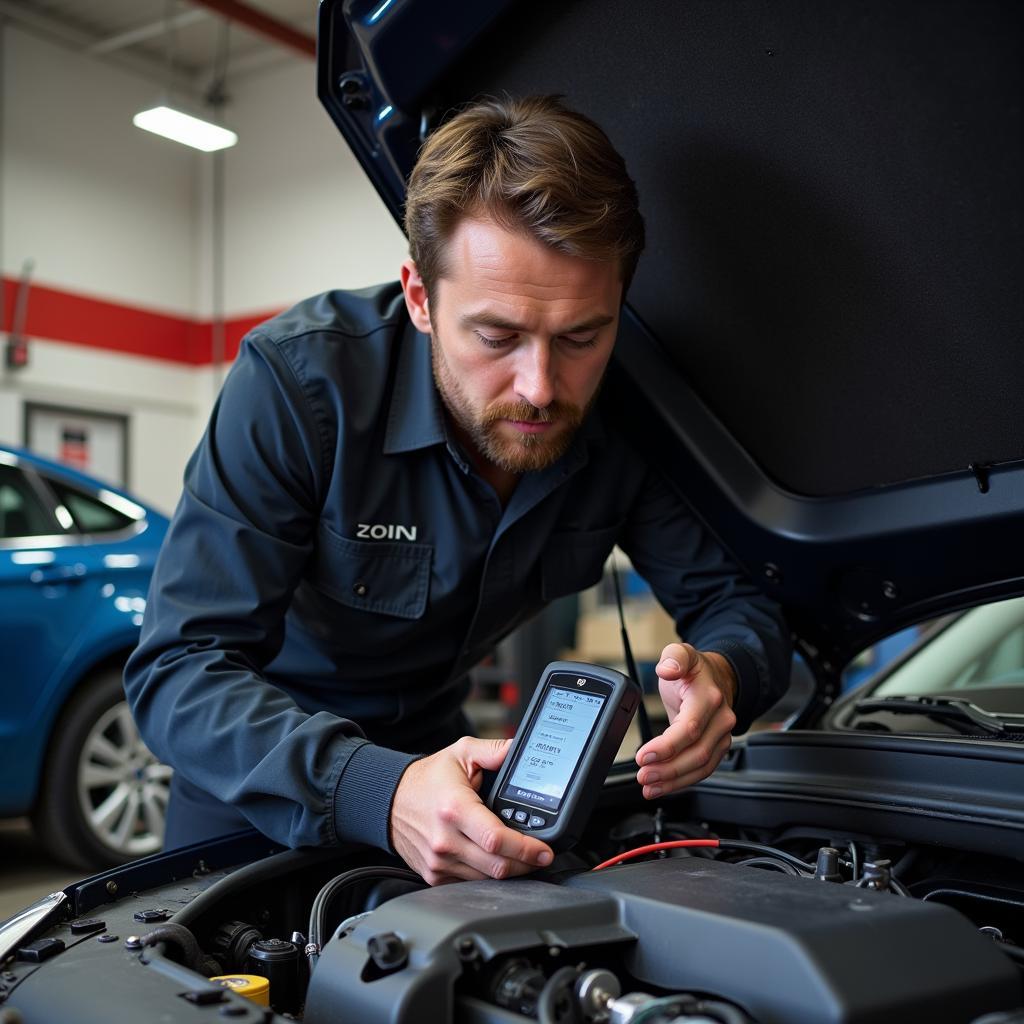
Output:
[852, 696, 1024, 739]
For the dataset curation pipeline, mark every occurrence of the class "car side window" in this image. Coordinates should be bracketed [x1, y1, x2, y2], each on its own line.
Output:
[46, 479, 134, 534]
[0, 465, 58, 538]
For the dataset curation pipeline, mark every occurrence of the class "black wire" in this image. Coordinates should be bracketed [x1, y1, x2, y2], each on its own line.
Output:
[536, 965, 582, 1024]
[737, 856, 802, 876]
[307, 866, 423, 972]
[630, 994, 752, 1024]
[624, 828, 816, 873]
[611, 556, 654, 745]
[888, 876, 911, 897]
[716, 840, 816, 874]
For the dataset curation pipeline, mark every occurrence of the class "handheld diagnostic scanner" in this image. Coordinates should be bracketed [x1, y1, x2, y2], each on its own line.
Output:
[487, 661, 641, 851]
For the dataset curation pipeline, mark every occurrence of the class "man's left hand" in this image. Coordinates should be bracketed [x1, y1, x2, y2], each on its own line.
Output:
[635, 643, 737, 798]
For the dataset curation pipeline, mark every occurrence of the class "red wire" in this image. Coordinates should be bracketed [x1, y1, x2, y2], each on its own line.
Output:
[592, 839, 720, 871]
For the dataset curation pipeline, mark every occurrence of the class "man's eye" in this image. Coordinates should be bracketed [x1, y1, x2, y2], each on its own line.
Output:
[475, 331, 515, 348]
[561, 334, 598, 349]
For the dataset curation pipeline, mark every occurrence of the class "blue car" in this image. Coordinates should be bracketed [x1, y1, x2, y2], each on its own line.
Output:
[0, 446, 171, 869]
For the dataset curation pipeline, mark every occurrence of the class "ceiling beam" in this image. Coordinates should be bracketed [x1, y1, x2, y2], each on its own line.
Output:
[186, 0, 315, 60]
[0, 0, 200, 94]
[89, 7, 210, 56]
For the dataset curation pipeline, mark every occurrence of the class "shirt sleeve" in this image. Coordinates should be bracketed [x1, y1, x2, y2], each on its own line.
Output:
[618, 466, 792, 733]
[123, 331, 419, 852]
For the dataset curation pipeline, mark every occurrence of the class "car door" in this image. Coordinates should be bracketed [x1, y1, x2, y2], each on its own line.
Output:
[0, 460, 89, 812]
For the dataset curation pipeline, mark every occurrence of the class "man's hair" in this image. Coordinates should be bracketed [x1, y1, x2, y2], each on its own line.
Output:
[404, 95, 645, 299]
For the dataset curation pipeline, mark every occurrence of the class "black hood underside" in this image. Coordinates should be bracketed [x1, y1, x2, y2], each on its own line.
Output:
[317, 0, 1024, 683]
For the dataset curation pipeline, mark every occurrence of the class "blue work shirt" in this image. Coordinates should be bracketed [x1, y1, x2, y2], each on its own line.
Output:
[124, 283, 790, 854]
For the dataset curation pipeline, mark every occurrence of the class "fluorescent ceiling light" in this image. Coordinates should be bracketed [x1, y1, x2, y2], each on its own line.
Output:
[133, 105, 237, 152]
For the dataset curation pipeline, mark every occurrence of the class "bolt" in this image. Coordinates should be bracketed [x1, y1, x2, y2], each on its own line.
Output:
[98, 935, 119, 943]
[763, 562, 781, 583]
[106, 881, 119, 896]
[133, 909, 170, 923]
[882, 580, 898, 600]
[367, 932, 408, 972]
[124, 936, 143, 950]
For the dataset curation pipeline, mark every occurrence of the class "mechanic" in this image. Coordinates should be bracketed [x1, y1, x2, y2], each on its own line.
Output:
[124, 95, 790, 885]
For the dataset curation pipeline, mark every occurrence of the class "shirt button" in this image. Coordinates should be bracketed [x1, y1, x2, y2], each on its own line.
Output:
[353, 582, 368, 597]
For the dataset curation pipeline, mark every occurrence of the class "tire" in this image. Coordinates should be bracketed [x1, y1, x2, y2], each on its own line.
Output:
[31, 668, 172, 871]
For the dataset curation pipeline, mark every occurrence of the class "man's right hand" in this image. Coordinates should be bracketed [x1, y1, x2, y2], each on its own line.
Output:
[390, 736, 553, 885]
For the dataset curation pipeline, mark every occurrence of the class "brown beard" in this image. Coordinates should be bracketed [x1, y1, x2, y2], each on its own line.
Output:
[432, 340, 585, 473]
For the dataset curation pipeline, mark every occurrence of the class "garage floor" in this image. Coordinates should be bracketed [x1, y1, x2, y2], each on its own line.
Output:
[0, 820, 77, 921]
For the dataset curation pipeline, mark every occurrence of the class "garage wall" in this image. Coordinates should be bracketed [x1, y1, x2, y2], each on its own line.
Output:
[0, 25, 201, 512]
[1, 23, 407, 514]
[197, 55, 408, 319]
[1, 28, 198, 313]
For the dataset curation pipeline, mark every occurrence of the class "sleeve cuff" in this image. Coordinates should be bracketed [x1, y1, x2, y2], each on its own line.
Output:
[332, 741, 422, 853]
[704, 639, 763, 735]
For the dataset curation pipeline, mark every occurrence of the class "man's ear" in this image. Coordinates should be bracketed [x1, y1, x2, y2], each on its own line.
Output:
[400, 258, 433, 334]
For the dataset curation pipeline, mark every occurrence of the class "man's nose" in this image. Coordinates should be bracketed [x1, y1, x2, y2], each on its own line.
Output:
[514, 341, 555, 409]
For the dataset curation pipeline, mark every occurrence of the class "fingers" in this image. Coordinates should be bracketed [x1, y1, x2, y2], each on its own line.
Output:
[455, 736, 512, 792]
[656, 642, 702, 680]
[637, 685, 721, 767]
[635, 648, 737, 798]
[416, 800, 552, 885]
[637, 728, 733, 798]
[637, 664, 730, 768]
[455, 799, 553, 876]
[390, 739, 552, 886]
[457, 736, 513, 775]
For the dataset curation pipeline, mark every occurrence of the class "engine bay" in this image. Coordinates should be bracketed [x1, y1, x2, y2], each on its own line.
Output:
[79, 809, 1024, 1024]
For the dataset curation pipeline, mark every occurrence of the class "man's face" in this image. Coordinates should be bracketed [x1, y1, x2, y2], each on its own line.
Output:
[403, 217, 622, 474]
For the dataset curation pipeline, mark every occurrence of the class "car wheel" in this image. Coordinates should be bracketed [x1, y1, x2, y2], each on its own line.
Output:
[31, 668, 172, 870]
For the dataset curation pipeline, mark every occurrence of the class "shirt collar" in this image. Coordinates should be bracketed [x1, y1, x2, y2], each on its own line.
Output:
[383, 323, 446, 454]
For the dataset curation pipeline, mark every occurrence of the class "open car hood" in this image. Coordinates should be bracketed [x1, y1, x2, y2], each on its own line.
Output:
[315, 0, 1024, 699]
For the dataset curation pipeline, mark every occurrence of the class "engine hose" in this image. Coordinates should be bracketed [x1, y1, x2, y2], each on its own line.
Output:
[141, 923, 222, 976]
[537, 965, 583, 1024]
[630, 993, 752, 1024]
[737, 856, 802, 876]
[307, 866, 424, 973]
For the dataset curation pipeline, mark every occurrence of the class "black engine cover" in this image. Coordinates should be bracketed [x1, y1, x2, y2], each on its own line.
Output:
[305, 858, 1020, 1024]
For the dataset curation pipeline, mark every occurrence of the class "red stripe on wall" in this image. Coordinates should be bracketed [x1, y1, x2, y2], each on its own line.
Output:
[1, 276, 282, 366]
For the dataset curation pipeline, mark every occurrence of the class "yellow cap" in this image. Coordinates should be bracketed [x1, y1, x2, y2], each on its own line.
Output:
[209, 974, 270, 1006]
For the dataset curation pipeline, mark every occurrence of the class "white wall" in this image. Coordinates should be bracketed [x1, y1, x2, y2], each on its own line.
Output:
[0, 22, 407, 514]
[1, 27, 198, 313]
[198, 57, 408, 319]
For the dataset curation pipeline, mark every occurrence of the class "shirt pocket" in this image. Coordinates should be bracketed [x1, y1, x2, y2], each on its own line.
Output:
[311, 522, 433, 619]
[541, 521, 624, 602]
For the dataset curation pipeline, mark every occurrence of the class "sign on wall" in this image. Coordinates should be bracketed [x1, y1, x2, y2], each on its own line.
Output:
[24, 403, 129, 487]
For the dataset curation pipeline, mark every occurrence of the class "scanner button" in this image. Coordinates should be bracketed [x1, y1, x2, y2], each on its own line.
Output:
[528, 815, 546, 829]
[500, 807, 514, 820]
[513, 810, 529, 824]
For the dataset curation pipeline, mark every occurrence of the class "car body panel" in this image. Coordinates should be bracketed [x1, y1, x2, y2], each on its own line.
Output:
[0, 446, 168, 816]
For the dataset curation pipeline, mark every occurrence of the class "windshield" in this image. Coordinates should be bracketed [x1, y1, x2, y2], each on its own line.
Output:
[868, 595, 1024, 712]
